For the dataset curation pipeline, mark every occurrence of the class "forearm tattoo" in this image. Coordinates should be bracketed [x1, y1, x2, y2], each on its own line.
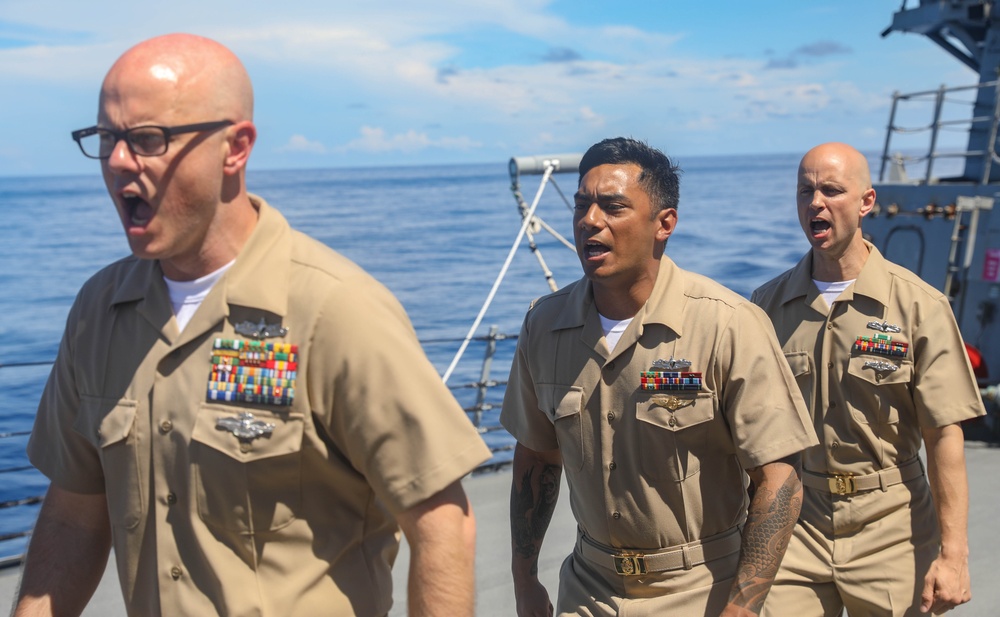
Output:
[729, 469, 801, 613]
[511, 463, 561, 574]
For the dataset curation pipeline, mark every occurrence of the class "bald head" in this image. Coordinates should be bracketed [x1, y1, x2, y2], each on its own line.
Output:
[799, 142, 872, 194]
[101, 34, 253, 126]
[94, 34, 260, 281]
[796, 142, 876, 280]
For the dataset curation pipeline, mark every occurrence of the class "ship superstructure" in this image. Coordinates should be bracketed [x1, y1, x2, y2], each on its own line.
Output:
[871, 0, 1000, 394]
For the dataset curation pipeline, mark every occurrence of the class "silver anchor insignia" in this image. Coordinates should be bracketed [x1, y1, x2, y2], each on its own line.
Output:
[234, 318, 288, 340]
[866, 320, 901, 333]
[863, 360, 898, 373]
[216, 412, 275, 441]
[652, 356, 692, 371]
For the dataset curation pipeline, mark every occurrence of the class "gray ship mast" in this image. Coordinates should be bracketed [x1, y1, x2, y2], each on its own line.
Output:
[883, 0, 1000, 183]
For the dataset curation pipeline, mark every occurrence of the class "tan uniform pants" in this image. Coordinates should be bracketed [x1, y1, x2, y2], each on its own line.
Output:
[762, 477, 939, 617]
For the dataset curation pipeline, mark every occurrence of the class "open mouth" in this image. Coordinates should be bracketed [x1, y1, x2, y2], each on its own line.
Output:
[583, 240, 610, 259]
[122, 192, 152, 227]
[810, 219, 831, 234]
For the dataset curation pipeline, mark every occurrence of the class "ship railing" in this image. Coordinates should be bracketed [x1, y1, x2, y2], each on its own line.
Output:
[439, 153, 580, 385]
[879, 80, 1000, 184]
[0, 327, 520, 568]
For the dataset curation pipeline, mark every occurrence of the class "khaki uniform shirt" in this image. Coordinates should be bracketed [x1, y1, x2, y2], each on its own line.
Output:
[28, 196, 490, 617]
[751, 242, 985, 477]
[500, 256, 817, 550]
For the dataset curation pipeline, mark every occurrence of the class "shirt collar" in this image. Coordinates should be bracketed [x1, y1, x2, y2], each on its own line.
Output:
[847, 241, 892, 306]
[778, 240, 891, 310]
[549, 256, 687, 338]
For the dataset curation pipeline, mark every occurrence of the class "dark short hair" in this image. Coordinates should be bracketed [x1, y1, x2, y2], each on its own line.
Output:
[578, 137, 681, 215]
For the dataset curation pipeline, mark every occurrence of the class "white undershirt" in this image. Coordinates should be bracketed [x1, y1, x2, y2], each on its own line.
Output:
[599, 313, 634, 353]
[164, 260, 236, 331]
[813, 279, 855, 312]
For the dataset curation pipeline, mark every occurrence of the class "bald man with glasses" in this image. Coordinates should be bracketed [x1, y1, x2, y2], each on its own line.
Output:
[13, 34, 489, 617]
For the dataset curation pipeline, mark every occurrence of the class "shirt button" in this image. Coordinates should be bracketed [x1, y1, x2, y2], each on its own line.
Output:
[668, 416, 677, 427]
[159, 420, 173, 433]
[240, 442, 252, 453]
[609, 462, 617, 471]
[827, 323, 834, 330]
[166, 492, 177, 505]
[831, 441, 840, 449]
[170, 566, 182, 580]
[830, 401, 837, 408]
[607, 361, 616, 371]
[875, 374, 882, 382]
[827, 362, 834, 369]
[612, 511, 621, 519]
[607, 412, 615, 423]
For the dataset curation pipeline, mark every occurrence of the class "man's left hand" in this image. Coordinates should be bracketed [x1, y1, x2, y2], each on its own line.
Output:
[920, 553, 971, 614]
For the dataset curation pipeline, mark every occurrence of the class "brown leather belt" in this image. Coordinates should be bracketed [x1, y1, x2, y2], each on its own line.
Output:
[802, 458, 924, 496]
[576, 527, 742, 576]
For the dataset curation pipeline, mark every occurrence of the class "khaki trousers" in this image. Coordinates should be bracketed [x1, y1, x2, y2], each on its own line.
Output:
[762, 477, 939, 617]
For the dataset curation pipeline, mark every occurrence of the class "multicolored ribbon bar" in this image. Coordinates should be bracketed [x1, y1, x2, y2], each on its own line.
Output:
[853, 334, 908, 358]
[207, 338, 298, 406]
[640, 371, 702, 391]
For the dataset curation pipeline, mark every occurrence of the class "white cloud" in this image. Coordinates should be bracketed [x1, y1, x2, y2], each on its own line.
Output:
[0, 42, 119, 83]
[338, 126, 480, 153]
[277, 134, 327, 154]
[579, 106, 605, 126]
[679, 116, 720, 132]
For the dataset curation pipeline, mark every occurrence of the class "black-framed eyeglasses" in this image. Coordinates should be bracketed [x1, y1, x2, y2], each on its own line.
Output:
[71, 120, 235, 159]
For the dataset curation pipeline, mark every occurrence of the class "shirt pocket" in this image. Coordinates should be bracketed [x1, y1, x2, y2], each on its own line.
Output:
[846, 356, 914, 425]
[74, 396, 144, 530]
[783, 351, 815, 411]
[536, 384, 586, 471]
[635, 391, 716, 482]
[191, 403, 305, 533]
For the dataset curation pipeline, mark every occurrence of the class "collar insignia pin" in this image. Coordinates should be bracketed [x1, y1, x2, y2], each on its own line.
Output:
[234, 318, 288, 340]
[652, 356, 692, 371]
[216, 412, 275, 441]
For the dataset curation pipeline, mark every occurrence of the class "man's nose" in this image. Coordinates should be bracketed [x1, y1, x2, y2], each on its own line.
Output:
[810, 191, 825, 210]
[105, 138, 141, 173]
[577, 203, 603, 229]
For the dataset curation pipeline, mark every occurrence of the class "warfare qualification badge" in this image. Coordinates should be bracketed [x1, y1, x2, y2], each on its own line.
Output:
[863, 360, 899, 374]
[234, 318, 288, 340]
[216, 412, 275, 442]
[866, 320, 902, 333]
[651, 394, 693, 411]
[651, 356, 692, 371]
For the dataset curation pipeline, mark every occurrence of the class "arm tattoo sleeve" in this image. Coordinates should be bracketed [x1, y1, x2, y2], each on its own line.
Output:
[729, 467, 801, 614]
[511, 463, 561, 575]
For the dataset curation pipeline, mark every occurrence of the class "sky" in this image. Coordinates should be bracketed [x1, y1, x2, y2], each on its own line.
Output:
[0, 0, 982, 177]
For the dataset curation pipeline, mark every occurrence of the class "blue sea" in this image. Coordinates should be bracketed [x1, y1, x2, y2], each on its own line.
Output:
[0, 153, 810, 564]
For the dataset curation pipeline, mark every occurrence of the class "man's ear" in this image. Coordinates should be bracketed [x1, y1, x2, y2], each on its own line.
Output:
[656, 207, 678, 243]
[860, 187, 876, 218]
[223, 121, 256, 176]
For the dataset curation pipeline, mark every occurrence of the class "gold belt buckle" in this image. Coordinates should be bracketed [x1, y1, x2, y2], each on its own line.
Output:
[613, 552, 648, 576]
[828, 473, 857, 495]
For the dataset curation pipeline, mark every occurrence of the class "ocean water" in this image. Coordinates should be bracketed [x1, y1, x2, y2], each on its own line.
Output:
[0, 153, 809, 563]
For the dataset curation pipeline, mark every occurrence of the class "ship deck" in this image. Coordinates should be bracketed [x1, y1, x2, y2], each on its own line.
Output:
[2, 437, 999, 616]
